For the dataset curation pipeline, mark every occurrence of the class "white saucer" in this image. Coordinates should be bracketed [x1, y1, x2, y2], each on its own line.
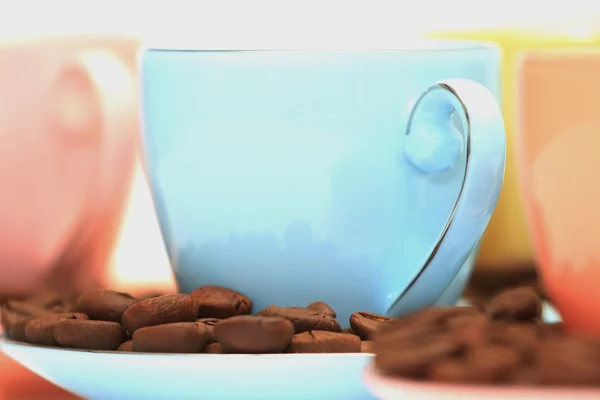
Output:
[0, 301, 563, 400]
[0, 337, 375, 400]
[362, 364, 600, 400]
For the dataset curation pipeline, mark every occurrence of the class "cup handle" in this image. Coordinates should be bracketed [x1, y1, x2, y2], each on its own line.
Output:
[387, 78, 506, 316]
[46, 49, 137, 291]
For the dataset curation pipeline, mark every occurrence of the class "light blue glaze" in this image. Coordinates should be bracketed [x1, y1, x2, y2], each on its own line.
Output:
[140, 45, 505, 325]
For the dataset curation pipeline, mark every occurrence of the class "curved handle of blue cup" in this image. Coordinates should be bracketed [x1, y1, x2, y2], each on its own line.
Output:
[387, 78, 506, 317]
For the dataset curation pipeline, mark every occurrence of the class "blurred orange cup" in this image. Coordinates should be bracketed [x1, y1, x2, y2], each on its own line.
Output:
[0, 35, 140, 298]
[516, 48, 600, 336]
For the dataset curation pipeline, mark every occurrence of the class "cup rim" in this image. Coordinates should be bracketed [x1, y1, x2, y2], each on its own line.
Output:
[519, 48, 600, 72]
[142, 38, 497, 53]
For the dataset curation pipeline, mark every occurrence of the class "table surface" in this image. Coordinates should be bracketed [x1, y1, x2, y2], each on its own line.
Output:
[0, 353, 78, 400]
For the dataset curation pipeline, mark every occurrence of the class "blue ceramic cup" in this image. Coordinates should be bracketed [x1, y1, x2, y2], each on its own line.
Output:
[140, 40, 506, 324]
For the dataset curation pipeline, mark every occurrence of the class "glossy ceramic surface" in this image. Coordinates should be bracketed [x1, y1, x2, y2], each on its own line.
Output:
[516, 49, 600, 336]
[0, 36, 139, 297]
[0, 340, 374, 400]
[430, 26, 600, 271]
[140, 44, 506, 323]
[363, 364, 600, 400]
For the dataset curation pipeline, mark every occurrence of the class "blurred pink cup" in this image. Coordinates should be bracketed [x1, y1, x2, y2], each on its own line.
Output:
[0, 35, 140, 298]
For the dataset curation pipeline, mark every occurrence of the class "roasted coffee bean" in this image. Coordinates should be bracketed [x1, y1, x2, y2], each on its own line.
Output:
[485, 287, 542, 322]
[349, 312, 394, 340]
[488, 322, 539, 360]
[118, 340, 133, 352]
[214, 316, 294, 353]
[24, 313, 88, 346]
[203, 342, 223, 354]
[2, 300, 46, 316]
[538, 337, 600, 386]
[511, 366, 540, 385]
[447, 313, 488, 330]
[465, 345, 522, 383]
[191, 286, 252, 319]
[258, 306, 341, 333]
[287, 331, 361, 353]
[361, 340, 374, 353]
[136, 291, 170, 301]
[54, 320, 125, 350]
[122, 294, 198, 333]
[29, 291, 78, 312]
[451, 315, 490, 347]
[373, 317, 446, 349]
[377, 307, 478, 338]
[342, 327, 355, 335]
[537, 322, 565, 339]
[1, 301, 48, 341]
[197, 318, 219, 343]
[75, 290, 137, 323]
[437, 306, 482, 322]
[133, 322, 209, 353]
[375, 331, 462, 377]
[1, 310, 30, 341]
[306, 301, 336, 318]
[428, 360, 476, 383]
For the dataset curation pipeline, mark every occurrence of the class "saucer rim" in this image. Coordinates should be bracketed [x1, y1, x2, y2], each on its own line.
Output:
[362, 363, 600, 398]
[0, 333, 372, 357]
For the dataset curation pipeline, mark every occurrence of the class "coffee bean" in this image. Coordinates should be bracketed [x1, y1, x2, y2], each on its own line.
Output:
[428, 360, 476, 383]
[349, 312, 394, 340]
[511, 366, 540, 385]
[451, 315, 489, 347]
[54, 320, 125, 350]
[214, 316, 294, 353]
[3, 300, 46, 316]
[24, 313, 88, 346]
[203, 342, 223, 354]
[29, 291, 77, 312]
[485, 287, 542, 322]
[537, 322, 565, 339]
[196, 318, 219, 343]
[538, 337, 600, 386]
[121, 294, 198, 334]
[1, 301, 47, 341]
[258, 306, 341, 333]
[136, 291, 171, 301]
[306, 301, 336, 318]
[376, 307, 479, 338]
[118, 340, 133, 352]
[373, 318, 445, 349]
[133, 322, 209, 353]
[488, 322, 539, 360]
[375, 330, 462, 377]
[361, 340, 374, 353]
[191, 286, 252, 319]
[465, 345, 522, 383]
[342, 327, 355, 335]
[287, 331, 361, 353]
[75, 290, 137, 323]
[438, 306, 482, 323]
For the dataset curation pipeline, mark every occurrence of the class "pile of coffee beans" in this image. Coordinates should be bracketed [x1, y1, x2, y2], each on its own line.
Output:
[4, 284, 599, 387]
[1, 285, 392, 354]
[373, 287, 600, 387]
